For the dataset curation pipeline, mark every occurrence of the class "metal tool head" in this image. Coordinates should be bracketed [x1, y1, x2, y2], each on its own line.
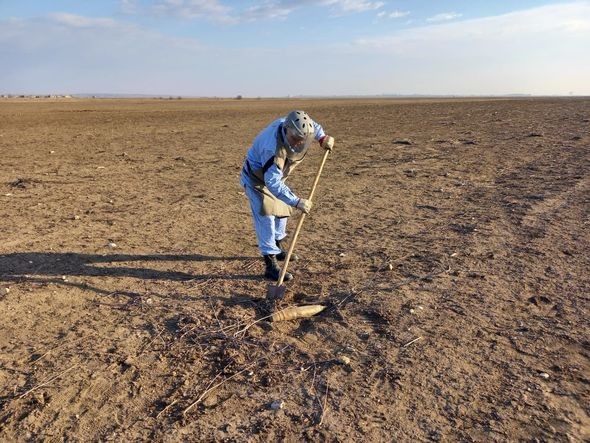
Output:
[267, 283, 286, 301]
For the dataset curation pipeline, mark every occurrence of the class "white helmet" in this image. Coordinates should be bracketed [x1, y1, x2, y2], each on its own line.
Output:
[284, 110, 314, 139]
[283, 110, 314, 157]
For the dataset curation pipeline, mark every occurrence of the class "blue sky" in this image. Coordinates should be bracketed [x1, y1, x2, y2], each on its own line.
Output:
[1, 1, 589, 96]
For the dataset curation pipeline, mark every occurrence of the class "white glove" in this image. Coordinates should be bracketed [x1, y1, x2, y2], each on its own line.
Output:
[321, 135, 334, 151]
[296, 198, 312, 214]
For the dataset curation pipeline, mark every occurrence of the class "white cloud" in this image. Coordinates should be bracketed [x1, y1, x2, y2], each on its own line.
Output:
[152, 0, 236, 24]
[140, 0, 384, 22]
[426, 12, 461, 22]
[0, 14, 209, 94]
[377, 10, 410, 19]
[3, 3, 590, 96]
[348, 2, 590, 95]
[119, 0, 139, 14]
[356, 3, 590, 51]
[48, 13, 119, 28]
[238, 0, 385, 20]
[323, 0, 385, 13]
[242, 3, 294, 21]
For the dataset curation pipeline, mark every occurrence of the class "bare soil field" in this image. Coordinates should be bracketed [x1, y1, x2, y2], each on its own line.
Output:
[0, 97, 588, 441]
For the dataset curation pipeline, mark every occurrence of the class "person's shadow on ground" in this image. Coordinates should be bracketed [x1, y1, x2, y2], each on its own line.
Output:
[0, 252, 261, 297]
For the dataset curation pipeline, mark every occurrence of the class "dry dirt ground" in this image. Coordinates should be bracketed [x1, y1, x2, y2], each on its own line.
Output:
[0, 97, 588, 442]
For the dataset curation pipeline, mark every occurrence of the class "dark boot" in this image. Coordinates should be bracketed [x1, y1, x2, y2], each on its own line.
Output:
[276, 238, 298, 262]
[264, 255, 293, 281]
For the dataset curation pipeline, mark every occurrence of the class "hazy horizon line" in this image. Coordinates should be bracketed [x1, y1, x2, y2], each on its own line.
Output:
[3, 92, 589, 99]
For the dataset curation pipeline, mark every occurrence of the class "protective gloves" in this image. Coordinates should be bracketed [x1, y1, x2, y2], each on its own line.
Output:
[296, 198, 312, 214]
[320, 135, 334, 151]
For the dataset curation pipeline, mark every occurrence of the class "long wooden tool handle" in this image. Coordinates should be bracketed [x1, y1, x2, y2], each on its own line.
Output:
[276, 148, 331, 286]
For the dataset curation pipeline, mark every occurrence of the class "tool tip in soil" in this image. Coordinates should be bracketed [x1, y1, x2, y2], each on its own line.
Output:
[267, 284, 286, 301]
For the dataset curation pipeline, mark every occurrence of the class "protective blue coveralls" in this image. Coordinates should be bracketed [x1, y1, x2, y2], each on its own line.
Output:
[240, 110, 334, 280]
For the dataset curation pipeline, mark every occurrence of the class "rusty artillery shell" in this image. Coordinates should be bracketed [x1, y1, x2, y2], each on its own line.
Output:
[271, 305, 326, 322]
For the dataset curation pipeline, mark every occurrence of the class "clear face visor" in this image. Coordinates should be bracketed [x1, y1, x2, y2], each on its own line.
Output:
[285, 127, 313, 157]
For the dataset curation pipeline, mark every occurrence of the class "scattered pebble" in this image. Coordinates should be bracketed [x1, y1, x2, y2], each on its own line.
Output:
[409, 309, 415, 314]
[107, 242, 117, 248]
[339, 252, 346, 257]
[49, 150, 55, 154]
[72, 215, 80, 220]
[202, 394, 218, 408]
[145, 298, 154, 305]
[387, 263, 393, 270]
[539, 372, 550, 379]
[337, 355, 351, 365]
[3, 288, 9, 295]
[270, 399, 284, 410]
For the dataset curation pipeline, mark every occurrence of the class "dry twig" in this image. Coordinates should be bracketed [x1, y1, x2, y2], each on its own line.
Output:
[30, 337, 85, 364]
[318, 380, 329, 426]
[233, 312, 274, 337]
[183, 344, 290, 415]
[336, 264, 450, 309]
[402, 336, 423, 348]
[18, 364, 77, 399]
[183, 363, 255, 415]
[137, 325, 166, 355]
[187, 278, 215, 288]
[156, 399, 179, 419]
